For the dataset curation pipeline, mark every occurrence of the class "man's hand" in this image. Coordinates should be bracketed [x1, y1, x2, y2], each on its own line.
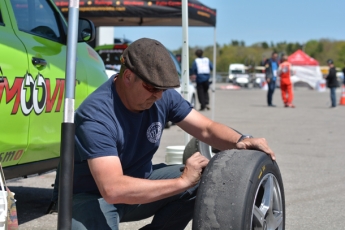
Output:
[236, 138, 276, 161]
[180, 152, 209, 188]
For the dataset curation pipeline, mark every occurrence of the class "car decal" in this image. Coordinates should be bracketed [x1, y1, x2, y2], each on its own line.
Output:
[258, 165, 266, 179]
[0, 150, 24, 162]
[0, 75, 65, 115]
[0, 67, 4, 83]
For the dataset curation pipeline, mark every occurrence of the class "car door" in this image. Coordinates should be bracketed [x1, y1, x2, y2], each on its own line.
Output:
[6, 0, 89, 164]
[0, 1, 30, 167]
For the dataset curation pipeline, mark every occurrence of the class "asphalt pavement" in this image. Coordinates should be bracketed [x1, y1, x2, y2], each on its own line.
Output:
[7, 83, 345, 229]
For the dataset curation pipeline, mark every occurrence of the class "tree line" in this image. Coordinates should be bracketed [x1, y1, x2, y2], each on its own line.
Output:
[173, 39, 345, 73]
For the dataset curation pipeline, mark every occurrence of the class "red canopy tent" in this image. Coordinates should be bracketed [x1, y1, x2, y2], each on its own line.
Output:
[288, 49, 319, 66]
[287, 50, 323, 89]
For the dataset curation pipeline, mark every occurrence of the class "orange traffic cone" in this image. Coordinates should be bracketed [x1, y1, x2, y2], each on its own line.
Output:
[340, 85, 345, 105]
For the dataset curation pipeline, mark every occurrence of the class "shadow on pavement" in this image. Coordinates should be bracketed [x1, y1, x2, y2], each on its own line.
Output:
[7, 186, 53, 225]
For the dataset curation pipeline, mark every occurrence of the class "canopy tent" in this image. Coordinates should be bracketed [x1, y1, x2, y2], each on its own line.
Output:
[54, 0, 218, 119]
[54, 0, 216, 27]
[288, 49, 323, 89]
[288, 49, 319, 66]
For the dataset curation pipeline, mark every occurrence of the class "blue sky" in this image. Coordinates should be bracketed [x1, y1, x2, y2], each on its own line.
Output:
[113, 0, 343, 51]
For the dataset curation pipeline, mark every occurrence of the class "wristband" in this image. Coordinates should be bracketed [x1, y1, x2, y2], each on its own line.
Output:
[236, 134, 253, 143]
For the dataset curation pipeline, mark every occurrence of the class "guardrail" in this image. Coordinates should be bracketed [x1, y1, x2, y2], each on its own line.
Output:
[215, 72, 228, 83]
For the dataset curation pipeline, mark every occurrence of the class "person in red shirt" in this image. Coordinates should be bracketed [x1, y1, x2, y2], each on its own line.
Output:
[278, 55, 295, 108]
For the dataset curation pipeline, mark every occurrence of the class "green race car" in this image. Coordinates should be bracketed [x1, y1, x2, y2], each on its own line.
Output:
[0, 0, 108, 180]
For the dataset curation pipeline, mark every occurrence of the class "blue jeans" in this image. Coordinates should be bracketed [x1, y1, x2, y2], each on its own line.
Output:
[330, 87, 336, 107]
[267, 80, 276, 105]
[71, 164, 197, 230]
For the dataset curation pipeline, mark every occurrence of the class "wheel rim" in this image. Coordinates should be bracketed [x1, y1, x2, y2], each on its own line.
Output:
[190, 95, 196, 108]
[198, 141, 215, 159]
[251, 173, 284, 230]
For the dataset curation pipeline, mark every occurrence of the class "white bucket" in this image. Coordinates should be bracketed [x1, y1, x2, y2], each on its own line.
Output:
[0, 189, 7, 229]
[261, 80, 268, 91]
[165, 146, 185, 165]
[316, 79, 326, 92]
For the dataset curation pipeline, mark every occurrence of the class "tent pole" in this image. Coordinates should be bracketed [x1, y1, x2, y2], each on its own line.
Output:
[182, 0, 190, 145]
[58, 0, 79, 229]
[211, 27, 217, 120]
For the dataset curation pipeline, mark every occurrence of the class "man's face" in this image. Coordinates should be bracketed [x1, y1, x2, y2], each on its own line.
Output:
[272, 53, 278, 60]
[126, 70, 165, 112]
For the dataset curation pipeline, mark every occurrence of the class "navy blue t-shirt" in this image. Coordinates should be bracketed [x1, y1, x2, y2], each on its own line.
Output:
[73, 75, 192, 194]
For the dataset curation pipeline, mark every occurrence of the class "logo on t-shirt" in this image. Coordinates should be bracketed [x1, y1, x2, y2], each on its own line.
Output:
[146, 122, 162, 143]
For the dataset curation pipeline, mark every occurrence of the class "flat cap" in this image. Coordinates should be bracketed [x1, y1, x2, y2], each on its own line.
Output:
[121, 38, 180, 89]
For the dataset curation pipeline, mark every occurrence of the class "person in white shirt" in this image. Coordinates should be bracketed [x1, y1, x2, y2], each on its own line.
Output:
[191, 49, 213, 111]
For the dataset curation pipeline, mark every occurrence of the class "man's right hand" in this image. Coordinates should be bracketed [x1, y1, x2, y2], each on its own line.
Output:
[180, 152, 209, 188]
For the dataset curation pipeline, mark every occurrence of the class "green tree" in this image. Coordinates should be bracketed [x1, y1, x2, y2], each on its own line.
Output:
[172, 39, 345, 72]
[231, 40, 239, 46]
[262, 42, 269, 49]
[305, 40, 323, 58]
[336, 41, 345, 65]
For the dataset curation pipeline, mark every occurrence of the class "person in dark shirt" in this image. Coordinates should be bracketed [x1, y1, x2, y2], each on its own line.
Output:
[53, 38, 276, 230]
[264, 51, 279, 107]
[342, 61, 345, 85]
[324, 59, 338, 108]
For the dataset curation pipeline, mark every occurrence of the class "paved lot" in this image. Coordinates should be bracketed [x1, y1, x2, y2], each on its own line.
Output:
[7, 84, 345, 229]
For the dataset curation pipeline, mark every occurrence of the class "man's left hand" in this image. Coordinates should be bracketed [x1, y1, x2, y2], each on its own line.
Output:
[236, 138, 276, 161]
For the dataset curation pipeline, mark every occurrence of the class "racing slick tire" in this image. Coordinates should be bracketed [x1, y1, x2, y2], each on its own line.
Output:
[183, 137, 220, 164]
[193, 149, 285, 230]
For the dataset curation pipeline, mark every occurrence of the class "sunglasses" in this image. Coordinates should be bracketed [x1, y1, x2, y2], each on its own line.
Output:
[141, 81, 167, 94]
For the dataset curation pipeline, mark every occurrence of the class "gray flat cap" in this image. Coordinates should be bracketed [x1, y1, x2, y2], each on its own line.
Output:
[121, 38, 180, 89]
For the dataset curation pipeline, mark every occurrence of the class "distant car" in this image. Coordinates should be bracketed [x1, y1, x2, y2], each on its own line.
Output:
[95, 43, 128, 74]
[233, 73, 252, 88]
[228, 63, 253, 87]
[253, 66, 266, 88]
[94, 44, 196, 107]
[228, 63, 246, 82]
[114, 37, 132, 45]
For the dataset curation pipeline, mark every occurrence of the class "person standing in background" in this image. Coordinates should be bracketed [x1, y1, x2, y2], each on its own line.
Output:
[324, 59, 338, 108]
[343, 62, 345, 86]
[265, 51, 279, 107]
[260, 55, 267, 66]
[278, 55, 295, 108]
[192, 49, 213, 111]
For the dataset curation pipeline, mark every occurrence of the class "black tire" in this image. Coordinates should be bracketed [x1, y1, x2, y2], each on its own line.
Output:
[183, 137, 220, 164]
[193, 149, 285, 230]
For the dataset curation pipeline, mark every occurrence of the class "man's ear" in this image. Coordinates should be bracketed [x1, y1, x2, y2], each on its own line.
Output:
[122, 69, 134, 87]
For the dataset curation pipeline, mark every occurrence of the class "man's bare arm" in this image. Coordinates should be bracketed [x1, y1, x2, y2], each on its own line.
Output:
[177, 109, 241, 150]
[177, 109, 276, 160]
[88, 153, 209, 204]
